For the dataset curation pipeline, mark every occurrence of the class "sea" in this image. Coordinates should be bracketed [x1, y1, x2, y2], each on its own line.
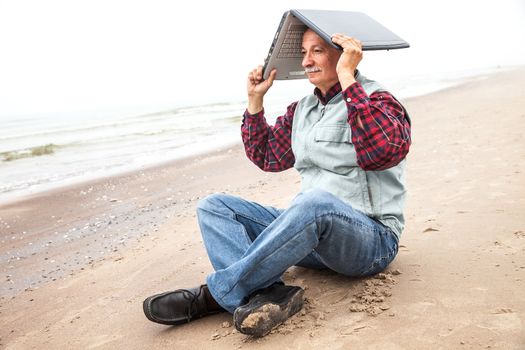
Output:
[0, 67, 509, 203]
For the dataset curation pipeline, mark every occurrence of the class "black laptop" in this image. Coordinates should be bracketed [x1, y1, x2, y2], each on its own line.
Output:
[263, 9, 409, 80]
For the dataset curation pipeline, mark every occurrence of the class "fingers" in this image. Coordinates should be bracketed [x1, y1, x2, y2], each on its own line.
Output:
[247, 66, 276, 87]
[266, 69, 277, 86]
[248, 65, 264, 85]
[248, 68, 257, 84]
[331, 33, 362, 51]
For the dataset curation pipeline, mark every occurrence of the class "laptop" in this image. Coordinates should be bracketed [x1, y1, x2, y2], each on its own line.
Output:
[262, 9, 410, 80]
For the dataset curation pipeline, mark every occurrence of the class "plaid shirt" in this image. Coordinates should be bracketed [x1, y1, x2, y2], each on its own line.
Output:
[241, 81, 411, 171]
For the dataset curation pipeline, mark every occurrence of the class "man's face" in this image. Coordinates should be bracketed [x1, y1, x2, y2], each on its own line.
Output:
[301, 29, 341, 92]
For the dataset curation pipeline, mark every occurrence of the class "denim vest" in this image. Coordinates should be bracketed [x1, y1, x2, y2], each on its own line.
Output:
[291, 72, 407, 239]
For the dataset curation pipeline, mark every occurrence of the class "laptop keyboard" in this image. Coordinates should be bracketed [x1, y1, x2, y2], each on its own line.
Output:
[277, 25, 304, 58]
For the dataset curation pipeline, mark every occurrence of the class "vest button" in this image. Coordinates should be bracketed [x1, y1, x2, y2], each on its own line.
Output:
[346, 97, 352, 103]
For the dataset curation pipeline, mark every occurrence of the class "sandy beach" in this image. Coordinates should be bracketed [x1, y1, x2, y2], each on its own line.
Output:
[1, 67, 524, 349]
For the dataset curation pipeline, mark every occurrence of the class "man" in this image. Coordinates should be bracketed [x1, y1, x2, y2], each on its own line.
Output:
[143, 29, 411, 337]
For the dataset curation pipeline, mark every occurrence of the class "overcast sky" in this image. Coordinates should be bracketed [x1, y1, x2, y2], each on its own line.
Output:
[0, 0, 524, 117]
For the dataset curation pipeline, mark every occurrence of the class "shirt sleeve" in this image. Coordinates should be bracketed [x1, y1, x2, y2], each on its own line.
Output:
[241, 102, 297, 172]
[343, 82, 411, 171]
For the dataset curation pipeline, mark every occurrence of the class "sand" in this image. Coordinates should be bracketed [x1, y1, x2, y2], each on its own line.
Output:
[1, 67, 524, 349]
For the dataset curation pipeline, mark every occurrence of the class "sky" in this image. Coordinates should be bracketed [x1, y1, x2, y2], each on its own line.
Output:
[0, 0, 524, 118]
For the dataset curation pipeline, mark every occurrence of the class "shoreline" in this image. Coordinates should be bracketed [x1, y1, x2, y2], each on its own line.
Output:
[1, 66, 524, 349]
[0, 139, 242, 207]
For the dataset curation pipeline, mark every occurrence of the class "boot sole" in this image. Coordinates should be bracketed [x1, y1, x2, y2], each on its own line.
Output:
[234, 288, 304, 337]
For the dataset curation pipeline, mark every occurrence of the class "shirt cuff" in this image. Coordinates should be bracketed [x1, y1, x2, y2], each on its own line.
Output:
[243, 108, 264, 120]
[342, 82, 370, 106]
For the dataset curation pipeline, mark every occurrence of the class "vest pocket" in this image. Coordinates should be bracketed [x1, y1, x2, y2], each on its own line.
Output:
[314, 125, 352, 143]
[313, 125, 358, 170]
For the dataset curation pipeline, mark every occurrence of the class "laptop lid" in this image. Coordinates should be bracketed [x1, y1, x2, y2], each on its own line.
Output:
[263, 9, 409, 80]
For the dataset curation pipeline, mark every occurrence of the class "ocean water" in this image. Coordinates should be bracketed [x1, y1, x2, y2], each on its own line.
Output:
[0, 102, 245, 202]
[0, 67, 507, 203]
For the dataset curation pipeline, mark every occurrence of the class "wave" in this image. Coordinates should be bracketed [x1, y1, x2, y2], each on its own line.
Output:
[0, 106, 245, 154]
[1, 111, 243, 154]
[0, 111, 243, 164]
[1, 144, 57, 162]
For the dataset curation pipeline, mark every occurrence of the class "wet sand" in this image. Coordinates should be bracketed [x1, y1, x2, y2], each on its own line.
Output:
[1, 67, 524, 349]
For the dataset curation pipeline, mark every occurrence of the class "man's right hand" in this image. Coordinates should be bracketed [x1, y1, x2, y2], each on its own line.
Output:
[246, 66, 276, 114]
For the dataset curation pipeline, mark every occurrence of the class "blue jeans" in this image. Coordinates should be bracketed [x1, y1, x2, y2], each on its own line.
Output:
[196, 189, 399, 313]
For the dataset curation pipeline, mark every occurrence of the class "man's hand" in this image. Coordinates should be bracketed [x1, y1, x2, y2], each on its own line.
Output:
[247, 66, 276, 114]
[331, 34, 363, 89]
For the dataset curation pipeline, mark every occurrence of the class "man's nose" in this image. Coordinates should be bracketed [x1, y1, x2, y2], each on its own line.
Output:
[302, 52, 313, 67]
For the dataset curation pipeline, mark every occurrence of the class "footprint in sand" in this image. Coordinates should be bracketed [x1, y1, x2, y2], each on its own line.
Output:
[478, 308, 522, 332]
[86, 334, 124, 349]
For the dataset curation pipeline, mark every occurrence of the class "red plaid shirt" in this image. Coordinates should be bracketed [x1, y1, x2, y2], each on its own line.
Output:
[241, 81, 411, 171]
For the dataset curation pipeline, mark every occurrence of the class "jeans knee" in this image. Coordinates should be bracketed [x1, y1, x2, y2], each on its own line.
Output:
[197, 193, 229, 213]
[294, 189, 340, 212]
